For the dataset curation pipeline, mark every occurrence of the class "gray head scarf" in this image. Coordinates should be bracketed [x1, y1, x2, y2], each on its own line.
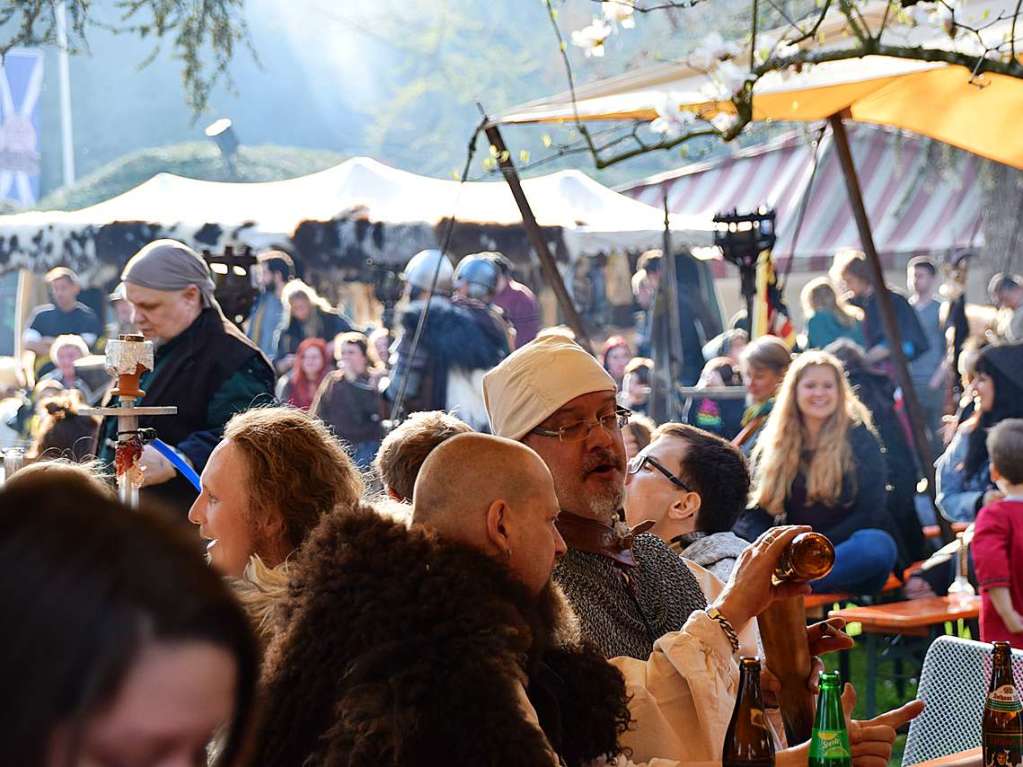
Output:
[121, 239, 217, 307]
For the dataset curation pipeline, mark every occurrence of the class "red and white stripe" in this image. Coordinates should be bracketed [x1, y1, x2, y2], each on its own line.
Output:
[621, 123, 984, 269]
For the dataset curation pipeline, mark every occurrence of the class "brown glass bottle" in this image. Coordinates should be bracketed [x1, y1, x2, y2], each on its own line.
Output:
[984, 641, 1023, 767]
[774, 532, 835, 583]
[723, 657, 775, 767]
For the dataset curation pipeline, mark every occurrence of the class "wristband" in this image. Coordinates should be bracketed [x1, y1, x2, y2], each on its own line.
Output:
[705, 606, 740, 653]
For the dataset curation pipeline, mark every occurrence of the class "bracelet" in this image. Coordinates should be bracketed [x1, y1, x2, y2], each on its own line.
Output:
[705, 607, 740, 653]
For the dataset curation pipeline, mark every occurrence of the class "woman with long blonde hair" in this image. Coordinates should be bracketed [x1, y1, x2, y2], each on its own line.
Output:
[751, 351, 897, 594]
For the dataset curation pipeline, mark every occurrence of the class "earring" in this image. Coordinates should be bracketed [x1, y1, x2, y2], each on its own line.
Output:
[504, 547, 513, 560]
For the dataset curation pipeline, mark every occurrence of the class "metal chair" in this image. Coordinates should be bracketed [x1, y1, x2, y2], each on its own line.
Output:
[902, 636, 1023, 766]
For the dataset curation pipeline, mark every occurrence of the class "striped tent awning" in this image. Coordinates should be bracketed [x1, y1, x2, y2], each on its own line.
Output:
[620, 123, 984, 265]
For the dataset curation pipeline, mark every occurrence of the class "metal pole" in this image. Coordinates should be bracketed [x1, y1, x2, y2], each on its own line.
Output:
[828, 114, 953, 544]
[56, 1, 76, 186]
[483, 124, 593, 353]
[662, 194, 684, 420]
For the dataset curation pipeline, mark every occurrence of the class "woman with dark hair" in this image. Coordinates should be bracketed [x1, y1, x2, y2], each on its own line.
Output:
[26, 390, 99, 463]
[601, 335, 632, 389]
[312, 331, 385, 469]
[276, 336, 331, 411]
[0, 474, 259, 766]
[936, 341, 1023, 522]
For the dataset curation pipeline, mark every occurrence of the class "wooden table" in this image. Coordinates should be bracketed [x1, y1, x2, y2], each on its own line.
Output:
[830, 595, 980, 636]
[828, 596, 981, 716]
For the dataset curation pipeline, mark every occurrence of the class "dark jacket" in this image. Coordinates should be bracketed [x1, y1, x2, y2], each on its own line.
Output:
[274, 307, 353, 363]
[783, 423, 888, 546]
[846, 366, 927, 565]
[311, 372, 383, 445]
[254, 506, 629, 767]
[854, 289, 930, 362]
[384, 297, 508, 419]
[96, 308, 275, 513]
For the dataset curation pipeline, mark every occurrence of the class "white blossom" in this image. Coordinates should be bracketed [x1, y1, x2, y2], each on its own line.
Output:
[715, 60, 754, 95]
[571, 18, 613, 57]
[909, 0, 960, 37]
[711, 112, 738, 133]
[650, 93, 698, 137]
[774, 40, 800, 59]
[688, 31, 742, 69]
[602, 0, 636, 29]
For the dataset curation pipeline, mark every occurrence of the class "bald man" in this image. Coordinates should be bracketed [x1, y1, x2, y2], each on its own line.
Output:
[412, 433, 566, 595]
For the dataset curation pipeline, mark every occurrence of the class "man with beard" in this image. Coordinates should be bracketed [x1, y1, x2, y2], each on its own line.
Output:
[483, 333, 716, 660]
[253, 433, 920, 766]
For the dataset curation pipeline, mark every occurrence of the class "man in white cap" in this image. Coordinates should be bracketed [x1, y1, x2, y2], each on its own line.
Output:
[95, 239, 275, 513]
[384, 249, 509, 430]
[484, 334, 710, 660]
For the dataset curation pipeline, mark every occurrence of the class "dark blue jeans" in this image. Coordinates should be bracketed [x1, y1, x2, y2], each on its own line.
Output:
[811, 528, 898, 594]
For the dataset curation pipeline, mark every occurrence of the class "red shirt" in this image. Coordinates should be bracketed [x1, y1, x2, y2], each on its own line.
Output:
[974, 498, 1023, 648]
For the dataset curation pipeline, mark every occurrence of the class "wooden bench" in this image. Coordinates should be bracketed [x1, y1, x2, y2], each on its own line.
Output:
[828, 595, 981, 716]
[923, 522, 969, 539]
[803, 564, 924, 611]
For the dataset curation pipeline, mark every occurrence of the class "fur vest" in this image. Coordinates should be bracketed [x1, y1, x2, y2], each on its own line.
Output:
[254, 507, 629, 767]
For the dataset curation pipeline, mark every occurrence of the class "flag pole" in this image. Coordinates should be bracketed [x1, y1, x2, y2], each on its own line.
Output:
[56, 1, 76, 187]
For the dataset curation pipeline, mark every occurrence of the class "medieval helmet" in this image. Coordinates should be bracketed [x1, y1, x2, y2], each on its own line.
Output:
[403, 249, 453, 293]
[453, 254, 500, 301]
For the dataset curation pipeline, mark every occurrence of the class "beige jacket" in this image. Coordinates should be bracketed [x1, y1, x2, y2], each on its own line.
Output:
[518, 607, 735, 767]
[522, 560, 780, 767]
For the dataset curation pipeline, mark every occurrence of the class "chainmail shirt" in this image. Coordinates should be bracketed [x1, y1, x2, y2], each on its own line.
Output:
[553, 532, 708, 660]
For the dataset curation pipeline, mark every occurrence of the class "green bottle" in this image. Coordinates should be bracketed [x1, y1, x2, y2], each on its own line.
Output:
[809, 671, 852, 767]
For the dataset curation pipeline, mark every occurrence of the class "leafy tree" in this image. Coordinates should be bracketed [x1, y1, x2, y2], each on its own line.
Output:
[0, 0, 249, 115]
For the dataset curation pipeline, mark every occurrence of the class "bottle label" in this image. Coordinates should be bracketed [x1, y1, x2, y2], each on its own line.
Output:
[810, 729, 852, 760]
[983, 732, 1023, 767]
[989, 686, 1023, 714]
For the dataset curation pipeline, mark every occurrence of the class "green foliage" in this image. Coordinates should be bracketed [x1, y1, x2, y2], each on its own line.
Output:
[0, 0, 250, 116]
[36, 142, 346, 211]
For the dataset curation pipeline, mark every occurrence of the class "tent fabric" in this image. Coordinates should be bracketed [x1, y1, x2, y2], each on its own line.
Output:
[0, 157, 714, 275]
[621, 124, 984, 260]
[495, 0, 1023, 170]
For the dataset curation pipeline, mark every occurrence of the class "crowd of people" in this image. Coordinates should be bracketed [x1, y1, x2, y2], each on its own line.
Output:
[3, 234, 1023, 765]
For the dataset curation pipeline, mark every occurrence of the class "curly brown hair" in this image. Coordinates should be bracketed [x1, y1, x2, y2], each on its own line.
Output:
[224, 406, 364, 559]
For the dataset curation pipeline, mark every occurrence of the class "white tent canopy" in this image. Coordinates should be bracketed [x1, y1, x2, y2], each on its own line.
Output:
[0, 156, 714, 275]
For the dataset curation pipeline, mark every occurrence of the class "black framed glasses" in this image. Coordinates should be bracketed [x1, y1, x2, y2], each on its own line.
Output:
[627, 452, 691, 491]
[531, 408, 631, 443]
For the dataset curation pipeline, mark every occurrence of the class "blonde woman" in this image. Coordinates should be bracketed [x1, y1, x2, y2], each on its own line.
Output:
[800, 277, 864, 350]
[751, 351, 897, 594]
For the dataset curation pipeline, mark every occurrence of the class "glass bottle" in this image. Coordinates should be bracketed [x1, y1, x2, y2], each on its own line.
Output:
[723, 657, 775, 767]
[809, 670, 852, 767]
[984, 641, 1022, 767]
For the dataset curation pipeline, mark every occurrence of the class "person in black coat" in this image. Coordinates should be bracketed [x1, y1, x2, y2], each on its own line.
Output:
[273, 280, 353, 373]
[827, 338, 928, 567]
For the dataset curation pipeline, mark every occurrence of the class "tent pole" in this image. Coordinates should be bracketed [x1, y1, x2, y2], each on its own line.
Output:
[484, 124, 593, 354]
[662, 193, 684, 421]
[828, 114, 953, 545]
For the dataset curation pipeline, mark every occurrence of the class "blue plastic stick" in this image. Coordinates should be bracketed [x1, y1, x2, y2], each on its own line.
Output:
[150, 438, 201, 492]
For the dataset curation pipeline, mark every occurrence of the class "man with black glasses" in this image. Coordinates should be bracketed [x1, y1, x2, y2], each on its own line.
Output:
[483, 334, 710, 660]
[625, 422, 750, 582]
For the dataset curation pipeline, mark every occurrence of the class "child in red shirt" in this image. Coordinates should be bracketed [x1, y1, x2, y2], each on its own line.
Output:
[974, 418, 1023, 648]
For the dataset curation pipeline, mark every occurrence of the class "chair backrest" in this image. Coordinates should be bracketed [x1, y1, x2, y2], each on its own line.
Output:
[903, 636, 1023, 766]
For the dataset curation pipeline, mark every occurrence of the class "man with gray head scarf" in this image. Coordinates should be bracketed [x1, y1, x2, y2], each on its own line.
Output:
[95, 239, 274, 514]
